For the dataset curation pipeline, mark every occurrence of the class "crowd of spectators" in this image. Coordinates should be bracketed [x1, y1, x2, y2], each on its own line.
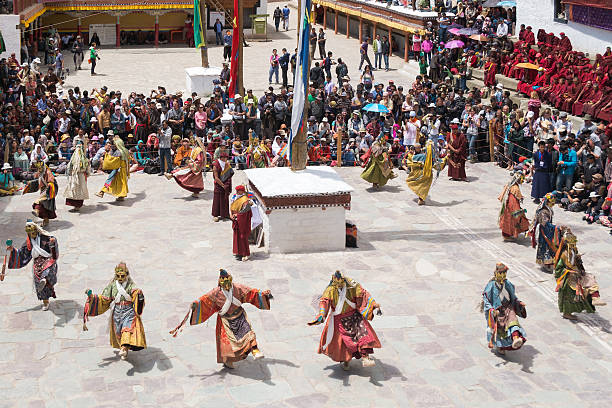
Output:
[1, 1, 611, 232]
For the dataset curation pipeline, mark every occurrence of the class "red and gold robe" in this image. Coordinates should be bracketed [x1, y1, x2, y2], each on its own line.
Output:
[311, 280, 381, 363]
[181, 284, 271, 364]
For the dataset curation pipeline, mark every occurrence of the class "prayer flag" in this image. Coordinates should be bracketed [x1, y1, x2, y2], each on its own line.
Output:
[193, 0, 206, 48]
[289, 0, 312, 160]
[228, 0, 240, 98]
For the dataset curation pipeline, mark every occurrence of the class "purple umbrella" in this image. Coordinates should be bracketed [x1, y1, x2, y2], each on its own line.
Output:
[458, 27, 479, 36]
[445, 40, 465, 49]
[449, 28, 462, 36]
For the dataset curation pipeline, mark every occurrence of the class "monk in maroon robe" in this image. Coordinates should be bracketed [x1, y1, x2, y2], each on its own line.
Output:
[484, 57, 498, 87]
[558, 33, 572, 52]
[583, 83, 605, 116]
[560, 76, 581, 111]
[230, 185, 252, 261]
[572, 81, 594, 116]
[523, 27, 535, 46]
[447, 126, 467, 181]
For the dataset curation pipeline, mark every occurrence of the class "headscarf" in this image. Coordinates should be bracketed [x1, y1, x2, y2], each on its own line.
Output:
[113, 136, 131, 178]
[68, 138, 88, 173]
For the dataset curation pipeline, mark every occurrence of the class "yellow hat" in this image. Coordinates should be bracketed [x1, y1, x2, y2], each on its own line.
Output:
[61, 134, 70, 142]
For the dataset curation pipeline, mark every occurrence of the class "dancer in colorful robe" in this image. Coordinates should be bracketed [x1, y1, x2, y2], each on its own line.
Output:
[498, 171, 530, 241]
[212, 150, 233, 222]
[64, 137, 91, 211]
[230, 185, 253, 261]
[481, 263, 527, 355]
[96, 136, 129, 201]
[27, 161, 57, 226]
[170, 269, 272, 369]
[554, 231, 606, 320]
[5, 221, 59, 310]
[529, 192, 559, 272]
[166, 137, 205, 198]
[405, 139, 446, 205]
[308, 271, 382, 370]
[360, 136, 396, 188]
[83, 262, 146, 360]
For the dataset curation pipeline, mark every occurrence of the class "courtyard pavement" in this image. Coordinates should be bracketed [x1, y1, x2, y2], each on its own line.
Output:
[61, 1, 420, 96]
[2, 2, 610, 407]
[0, 161, 610, 408]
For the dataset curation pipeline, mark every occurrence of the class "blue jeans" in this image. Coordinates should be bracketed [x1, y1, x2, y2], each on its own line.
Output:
[459, 76, 466, 90]
[375, 53, 382, 69]
[467, 132, 477, 158]
[215, 32, 222, 45]
[268, 65, 279, 83]
[556, 173, 573, 191]
[439, 26, 447, 43]
[159, 148, 172, 174]
[383, 54, 389, 70]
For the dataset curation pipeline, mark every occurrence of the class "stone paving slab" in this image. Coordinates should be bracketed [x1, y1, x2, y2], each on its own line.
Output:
[0, 161, 611, 406]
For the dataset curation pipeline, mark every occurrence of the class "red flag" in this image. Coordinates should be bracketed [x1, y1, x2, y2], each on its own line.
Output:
[228, 1, 240, 98]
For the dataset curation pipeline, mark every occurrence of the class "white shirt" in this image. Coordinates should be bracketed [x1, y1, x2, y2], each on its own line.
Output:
[496, 23, 508, 37]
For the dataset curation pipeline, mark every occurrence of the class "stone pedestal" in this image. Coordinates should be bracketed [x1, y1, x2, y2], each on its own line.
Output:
[244, 167, 353, 254]
[185, 66, 222, 97]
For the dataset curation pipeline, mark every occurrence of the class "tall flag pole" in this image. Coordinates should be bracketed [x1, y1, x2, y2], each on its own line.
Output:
[289, 0, 312, 171]
[194, 0, 208, 67]
[228, 0, 240, 98]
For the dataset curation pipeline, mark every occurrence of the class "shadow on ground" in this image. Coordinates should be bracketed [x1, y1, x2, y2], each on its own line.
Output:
[324, 358, 406, 387]
[189, 358, 299, 386]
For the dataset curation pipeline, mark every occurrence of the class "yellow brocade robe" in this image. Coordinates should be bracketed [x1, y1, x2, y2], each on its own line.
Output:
[84, 280, 147, 351]
[405, 141, 446, 200]
[101, 154, 129, 198]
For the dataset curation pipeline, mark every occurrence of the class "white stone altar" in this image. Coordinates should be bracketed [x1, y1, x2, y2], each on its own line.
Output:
[185, 66, 222, 97]
[244, 166, 353, 253]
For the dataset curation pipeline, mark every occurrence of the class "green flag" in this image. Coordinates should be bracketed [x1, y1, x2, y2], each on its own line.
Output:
[193, 0, 206, 48]
[0, 31, 6, 54]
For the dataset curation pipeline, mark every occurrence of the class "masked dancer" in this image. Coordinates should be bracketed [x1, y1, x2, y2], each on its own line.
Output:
[360, 135, 397, 188]
[529, 192, 560, 272]
[4, 220, 59, 310]
[170, 269, 272, 369]
[96, 136, 129, 201]
[308, 271, 382, 370]
[481, 263, 527, 355]
[554, 230, 606, 320]
[25, 160, 58, 226]
[83, 262, 146, 359]
[405, 139, 446, 205]
[166, 137, 205, 198]
[64, 136, 91, 211]
[498, 171, 530, 241]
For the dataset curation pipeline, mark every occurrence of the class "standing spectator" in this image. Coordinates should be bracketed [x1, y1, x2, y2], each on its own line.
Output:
[111, 106, 127, 140]
[335, 57, 348, 86]
[89, 43, 100, 76]
[381, 36, 390, 72]
[282, 5, 290, 31]
[358, 38, 373, 71]
[309, 27, 317, 61]
[229, 94, 246, 140]
[462, 107, 480, 162]
[194, 104, 207, 138]
[273, 7, 282, 32]
[556, 142, 578, 191]
[373, 35, 382, 70]
[318, 28, 327, 60]
[166, 100, 184, 136]
[71, 36, 84, 71]
[214, 19, 224, 45]
[290, 47, 297, 83]
[223, 30, 232, 62]
[158, 120, 172, 176]
[268, 49, 280, 85]
[279, 48, 290, 88]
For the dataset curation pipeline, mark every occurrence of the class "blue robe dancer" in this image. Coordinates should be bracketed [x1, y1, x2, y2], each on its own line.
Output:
[482, 263, 527, 355]
[529, 193, 559, 272]
[5, 220, 59, 310]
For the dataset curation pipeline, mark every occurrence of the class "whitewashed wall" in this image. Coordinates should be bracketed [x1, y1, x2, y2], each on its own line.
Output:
[516, 0, 612, 56]
[263, 206, 346, 253]
[0, 15, 21, 63]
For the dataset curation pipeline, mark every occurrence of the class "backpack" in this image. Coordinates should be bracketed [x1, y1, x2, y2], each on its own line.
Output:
[143, 159, 160, 174]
